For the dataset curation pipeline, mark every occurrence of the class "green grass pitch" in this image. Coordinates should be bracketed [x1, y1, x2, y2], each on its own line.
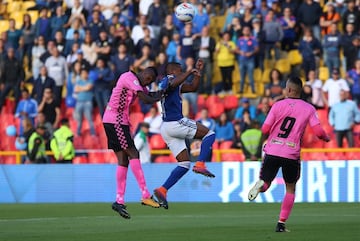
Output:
[0, 203, 359, 241]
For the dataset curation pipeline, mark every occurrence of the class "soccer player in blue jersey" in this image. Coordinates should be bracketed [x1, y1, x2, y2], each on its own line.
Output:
[153, 59, 216, 209]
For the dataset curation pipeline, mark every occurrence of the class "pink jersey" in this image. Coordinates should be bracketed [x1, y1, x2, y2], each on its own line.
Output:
[103, 71, 147, 125]
[263, 98, 320, 160]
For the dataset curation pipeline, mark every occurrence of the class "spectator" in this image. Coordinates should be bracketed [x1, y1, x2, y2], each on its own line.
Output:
[342, 0, 360, 33]
[50, 5, 68, 39]
[192, 3, 210, 34]
[87, 9, 106, 42]
[255, 97, 270, 126]
[329, 90, 360, 147]
[159, 14, 176, 44]
[281, 0, 298, 15]
[6, 18, 22, 49]
[45, 47, 68, 104]
[98, 0, 118, 20]
[31, 66, 56, 104]
[323, 23, 342, 76]
[15, 88, 38, 135]
[64, 30, 82, 56]
[347, 59, 360, 105]
[215, 31, 236, 93]
[222, 4, 239, 32]
[93, 58, 113, 116]
[37, 88, 61, 129]
[177, 23, 195, 67]
[131, 15, 154, 45]
[156, 52, 168, 80]
[252, 18, 266, 71]
[263, 9, 283, 60]
[182, 57, 199, 118]
[21, 13, 35, 70]
[228, 17, 242, 43]
[36, 111, 54, 139]
[299, 28, 322, 77]
[197, 108, 216, 131]
[240, 120, 262, 161]
[159, 35, 170, 54]
[166, 32, 180, 62]
[265, 68, 286, 102]
[306, 70, 325, 109]
[135, 26, 158, 57]
[50, 118, 75, 164]
[144, 105, 163, 136]
[341, 23, 356, 72]
[193, 26, 216, 95]
[147, 0, 168, 37]
[235, 97, 257, 121]
[65, 0, 88, 27]
[279, 7, 296, 51]
[297, 0, 322, 40]
[231, 121, 243, 149]
[66, 42, 81, 66]
[16, 117, 35, 155]
[31, 36, 47, 79]
[94, 29, 112, 62]
[320, 2, 341, 36]
[0, 47, 25, 112]
[0, 0, 7, 20]
[215, 112, 235, 143]
[345, 36, 360, 72]
[73, 68, 96, 136]
[67, 61, 81, 98]
[27, 124, 48, 164]
[240, 7, 253, 29]
[54, 30, 67, 56]
[113, 25, 135, 55]
[110, 43, 135, 79]
[65, 17, 86, 41]
[235, 26, 258, 94]
[322, 68, 350, 109]
[134, 122, 151, 164]
[34, 7, 51, 42]
[81, 32, 97, 66]
[133, 43, 156, 71]
[16, 36, 26, 66]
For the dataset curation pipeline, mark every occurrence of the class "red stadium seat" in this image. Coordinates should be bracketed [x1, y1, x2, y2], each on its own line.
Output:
[206, 95, 222, 109]
[208, 102, 224, 119]
[223, 95, 239, 110]
[0, 156, 17, 164]
[345, 151, 360, 160]
[129, 112, 144, 135]
[149, 134, 166, 149]
[154, 155, 175, 163]
[197, 95, 207, 110]
[87, 152, 106, 163]
[327, 152, 346, 160]
[73, 156, 88, 164]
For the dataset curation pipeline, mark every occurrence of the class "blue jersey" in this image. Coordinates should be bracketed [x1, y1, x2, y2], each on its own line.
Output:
[159, 75, 183, 122]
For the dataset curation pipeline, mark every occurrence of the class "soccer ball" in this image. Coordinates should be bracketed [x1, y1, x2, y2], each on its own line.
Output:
[175, 3, 196, 22]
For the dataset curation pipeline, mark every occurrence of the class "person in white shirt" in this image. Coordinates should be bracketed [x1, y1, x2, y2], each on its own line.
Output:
[134, 122, 151, 164]
[306, 70, 325, 109]
[98, 0, 118, 20]
[143, 106, 162, 136]
[322, 68, 350, 109]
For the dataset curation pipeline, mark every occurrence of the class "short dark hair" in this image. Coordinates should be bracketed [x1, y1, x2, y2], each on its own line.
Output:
[61, 118, 69, 125]
[165, 62, 181, 74]
[145, 66, 158, 77]
[287, 76, 303, 89]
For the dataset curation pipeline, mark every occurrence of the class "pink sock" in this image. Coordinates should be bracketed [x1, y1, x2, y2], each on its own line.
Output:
[261, 182, 270, 192]
[129, 159, 151, 199]
[279, 193, 295, 222]
[115, 166, 128, 204]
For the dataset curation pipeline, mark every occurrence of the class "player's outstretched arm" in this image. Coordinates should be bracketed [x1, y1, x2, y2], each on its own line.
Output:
[312, 124, 330, 142]
[168, 69, 195, 89]
[137, 91, 161, 104]
[181, 68, 202, 93]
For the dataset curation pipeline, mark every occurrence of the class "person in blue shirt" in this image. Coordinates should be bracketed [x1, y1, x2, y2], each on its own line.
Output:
[6, 18, 22, 49]
[234, 97, 257, 121]
[50, 6, 68, 39]
[15, 88, 38, 135]
[215, 112, 234, 143]
[192, 3, 210, 34]
[299, 27, 322, 77]
[153, 60, 216, 209]
[235, 26, 259, 94]
[323, 23, 342, 76]
[346, 59, 360, 105]
[329, 89, 360, 147]
[34, 7, 51, 42]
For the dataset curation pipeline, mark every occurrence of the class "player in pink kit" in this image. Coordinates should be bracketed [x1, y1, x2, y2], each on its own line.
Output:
[248, 77, 330, 232]
[103, 67, 163, 219]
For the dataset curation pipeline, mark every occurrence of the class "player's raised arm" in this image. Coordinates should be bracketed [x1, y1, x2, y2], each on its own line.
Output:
[137, 90, 162, 104]
[181, 59, 204, 93]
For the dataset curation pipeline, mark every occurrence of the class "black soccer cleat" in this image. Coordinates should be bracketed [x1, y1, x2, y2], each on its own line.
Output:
[112, 202, 131, 219]
[275, 222, 290, 232]
[153, 188, 169, 209]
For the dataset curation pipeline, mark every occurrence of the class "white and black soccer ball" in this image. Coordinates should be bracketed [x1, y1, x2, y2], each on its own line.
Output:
[175, 3, 196, 22]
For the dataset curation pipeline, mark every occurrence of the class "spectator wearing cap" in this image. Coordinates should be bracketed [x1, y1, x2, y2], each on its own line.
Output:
[27, 123, 48, 164]
[110, 43, 135, 78]
[299, 27, 322, 77]
[45, 46, 68, 104]
[94, 29, 112, 63]
[87, 10, 106, 42]
[235, 26, 258, 94]
[93, 58, 113, 116]
[147, 0, 168, 38]
[81, 31, 97, 66]
[322, 68, 350, 109]
[31, 66, 56, 104]
[342, 0, 360, 33]
[320, 2, 340, 37]
[252, 17, 266, 71]
[15, 88, 38, 136]
[329, 89, 360, 148]
[323, 23, 342, 76]
[37, 87, 61, 129]
[50, 5, 68, 39]
[263, 9, 283, 60]
[72, 49, 91, 71]
[278, 7, 296, 51]
[73, 68, 96, 136]
[297, 0, 323, 40]
[50, 118, 75, 164]
[134, 122, 151, 164]
[34, 7, 51, 42]
[234, 97, 257, 121]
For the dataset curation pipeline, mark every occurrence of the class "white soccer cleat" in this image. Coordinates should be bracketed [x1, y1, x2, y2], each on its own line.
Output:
[248, 180, 265, 201]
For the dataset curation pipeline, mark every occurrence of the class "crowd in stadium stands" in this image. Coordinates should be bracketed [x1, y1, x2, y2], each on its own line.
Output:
[1, 0, 360, 164]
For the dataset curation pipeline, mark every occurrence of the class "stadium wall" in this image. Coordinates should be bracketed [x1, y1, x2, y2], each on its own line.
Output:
[0, 161, 359, 203]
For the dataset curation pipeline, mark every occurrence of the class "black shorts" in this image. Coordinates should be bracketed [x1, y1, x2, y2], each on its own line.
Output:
[103, 123, 135, 152]
[260, 154, 300, 184]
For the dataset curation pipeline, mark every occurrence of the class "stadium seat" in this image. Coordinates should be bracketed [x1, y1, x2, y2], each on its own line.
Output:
[149, 134, 166, 149]
[327, 152, 346, 160]
[261, 68, 271, 83]
[21, 1, 36, 11]
[87, 152, 106, 163]
[154, 155, 173, 163]
[205, 95, 222, 108]
[27, 10, 39, 23]
[0, 20, 9, 34]
[7, 1, 22, 12]
[10, 11, 24, 29]
[208, 102, 224, 119]
[129, 112, 144, 134]
[275, 59, 291, 74]
[287, 50, 303, 66]
[319, 67, 329, 81]
[197, 94, 207, 110]
[345, 151, 359, 160]
[219, 141, 245, 162]
[73, 156, 88, 164]
[83, 134, 100, 149]
[1, 156, 17, 164]
[102, 151, 117, 164]
[223, 95, 239, 110]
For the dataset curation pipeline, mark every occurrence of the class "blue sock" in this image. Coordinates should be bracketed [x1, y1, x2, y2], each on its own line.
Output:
[198, 132, 215, 162]
[163, 165, 189, 190]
